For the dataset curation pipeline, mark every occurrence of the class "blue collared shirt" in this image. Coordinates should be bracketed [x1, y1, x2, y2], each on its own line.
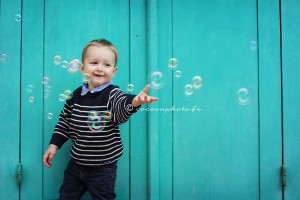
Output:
[81, 80, 113, 96]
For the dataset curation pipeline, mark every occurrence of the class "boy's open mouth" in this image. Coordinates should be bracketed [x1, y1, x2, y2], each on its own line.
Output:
[94, 74, 104, 77]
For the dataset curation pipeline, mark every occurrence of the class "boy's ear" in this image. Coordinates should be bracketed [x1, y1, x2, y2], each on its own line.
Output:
[113, 66, 118, 74]
[79, 64, 84, 73]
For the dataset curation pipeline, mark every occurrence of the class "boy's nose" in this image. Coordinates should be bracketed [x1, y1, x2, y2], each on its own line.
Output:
[95, 65, 104, 71]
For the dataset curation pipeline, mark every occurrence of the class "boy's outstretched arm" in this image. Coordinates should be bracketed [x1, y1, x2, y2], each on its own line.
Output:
[43, 144, 58, 168]
[132, 84, 159, 107]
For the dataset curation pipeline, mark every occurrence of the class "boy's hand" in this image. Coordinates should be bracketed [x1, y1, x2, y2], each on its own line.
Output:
[132, 84, 159, 107]
[43, 144, 58, 168]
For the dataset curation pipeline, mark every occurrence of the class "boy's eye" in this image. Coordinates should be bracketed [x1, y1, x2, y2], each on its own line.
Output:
[90, 62, 97, 65]
[104, 63, 111, 67]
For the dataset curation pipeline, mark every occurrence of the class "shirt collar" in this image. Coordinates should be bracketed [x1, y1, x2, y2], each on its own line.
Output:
[81, 80, 113, 96]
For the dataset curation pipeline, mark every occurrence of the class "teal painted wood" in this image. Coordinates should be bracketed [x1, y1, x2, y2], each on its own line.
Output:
[41, 0, 132, 199]
[258, 0, 283, 199]
[129, 1, 148, 200]
[20, 0, 44, 199]
[281, 0, 300, 199]
[0, 0, 21, 199]
[157, 0, 173, 199]
[146, 0, 161, 199]
[172, 0, 259, 199]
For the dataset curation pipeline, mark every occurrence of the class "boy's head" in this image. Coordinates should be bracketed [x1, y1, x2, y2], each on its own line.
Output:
[82, 39, 118, 66]
[80, 39, 119, 90]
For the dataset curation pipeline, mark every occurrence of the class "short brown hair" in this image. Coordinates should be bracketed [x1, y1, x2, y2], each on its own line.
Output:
[81, 39, 118, 66]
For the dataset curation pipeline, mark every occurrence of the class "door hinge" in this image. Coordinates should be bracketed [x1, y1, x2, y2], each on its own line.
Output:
[16, 163, 22, 186]
[281, 165, 286, 188]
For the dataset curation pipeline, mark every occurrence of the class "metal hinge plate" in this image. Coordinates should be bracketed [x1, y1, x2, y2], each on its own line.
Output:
[17, 163, 22, 186]
[281, 165, 286, 188]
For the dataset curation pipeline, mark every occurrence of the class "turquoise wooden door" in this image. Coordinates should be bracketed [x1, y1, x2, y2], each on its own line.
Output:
[0, 0, 22, 199]
[281, 0, 300, 199]
[156, 0, 282, 199]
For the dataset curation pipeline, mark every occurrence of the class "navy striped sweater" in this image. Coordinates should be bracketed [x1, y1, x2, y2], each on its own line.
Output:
[50, 85, 139, 166]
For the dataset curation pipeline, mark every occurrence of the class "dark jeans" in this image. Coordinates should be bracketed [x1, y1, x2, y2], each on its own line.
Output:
[59, 159, 117, 200]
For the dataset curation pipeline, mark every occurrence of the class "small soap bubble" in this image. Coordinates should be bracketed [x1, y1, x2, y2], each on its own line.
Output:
[250, 41, 257, 50]
[184, 84, 193, 95]
[15, 14, 21, 22]
[53, 55, 62, 65]
[67, 59, 80, 73]
[44, 85, 51, 94]
[44, 93, 50, 99]
[88, 110, 99, 117]
[103, 110, 112, 119]
[0, 53, 8, 62]
[192, 75, 203, 89]
[82, 73, 91, 83]
[61, 60, 68, 68]
[47, 112, 54, 119]
[28, 96, 35, 103]
[168, 58, 179, 69]
[42, 76, 50, 85]
[87, 115, 106, 132]
[58, 93, 66, 101]
[149, 71, 166, 89]
[174, 70, 182, 78]
[26, 85, 34, 93]
[64, 90, 73, 100]
[235, 87, 253, 105]
[127, 84, 134, 92]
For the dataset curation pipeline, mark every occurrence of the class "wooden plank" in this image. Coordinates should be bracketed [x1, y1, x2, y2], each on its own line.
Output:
[157, 0, 173, 199]
[0, 0, 21, 199]
[146, 0, 161, 198]
[129, 0, 148, 200]
[258, 0, 283, 199]
[281, 0, 300, 199]
[20, 0, 44, 199]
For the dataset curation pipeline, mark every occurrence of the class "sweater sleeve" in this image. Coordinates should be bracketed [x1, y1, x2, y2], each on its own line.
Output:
[49, 98, 73, 149]
[107, 87, 140, 125]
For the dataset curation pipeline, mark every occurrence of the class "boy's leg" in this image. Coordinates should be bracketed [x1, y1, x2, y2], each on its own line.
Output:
[59, 160, 87, 200]
[86, 163, 117, 200]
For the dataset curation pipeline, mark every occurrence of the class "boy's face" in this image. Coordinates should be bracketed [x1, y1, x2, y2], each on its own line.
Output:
[81, 46, 117, 90]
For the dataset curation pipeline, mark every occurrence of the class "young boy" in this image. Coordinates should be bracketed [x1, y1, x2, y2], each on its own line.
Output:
[43, 39, 158, 199]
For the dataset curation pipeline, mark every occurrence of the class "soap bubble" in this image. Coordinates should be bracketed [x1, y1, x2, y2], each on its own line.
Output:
[15, 14, 21, 22]
[47, 112, 54, 119]
[67, 59, 80, 73]
[82, 73, 91, 83]
[168, 58, 178, 69]
[58, 93, 66, 101]
[127, 84, 134, 92]
[53, 55, 62, 65]
[87, 114, 106, 132]
[192, 75, 203, 89]
[149, 71, 166, 89]
[64, 90, 73, 100]
[61, 60, 68, 68]
[235, 87, 253, 105]
[42, 76, 50, 85]
[250, 41, 257, 50]
[174, 70, 182, 78]
[28, 96, 35, 103]
[26, 85, 34, 93]
[0, 53, 8, 62]
[184, 84, 193, 95]
[103, 110, 112, 119]
[44, 85, 51, 99]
